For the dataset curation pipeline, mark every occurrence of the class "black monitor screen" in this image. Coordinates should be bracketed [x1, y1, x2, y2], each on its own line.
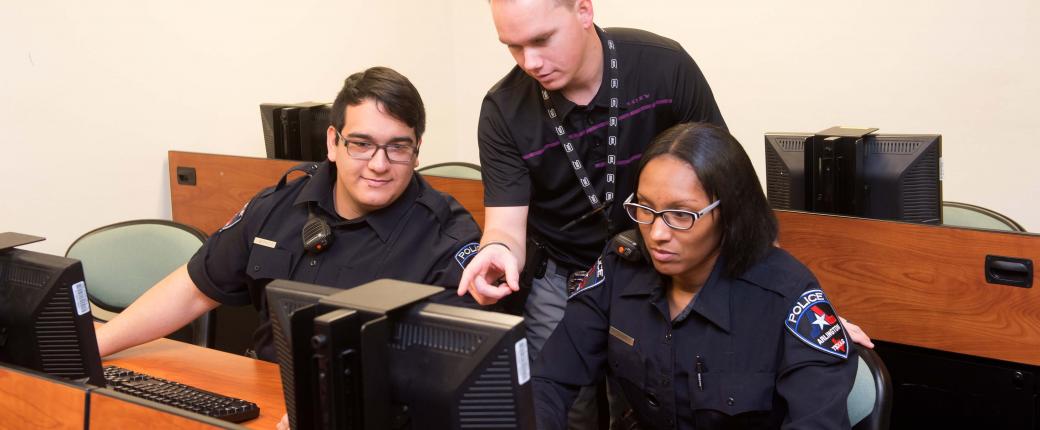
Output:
[765, 132, 942, 224]
[0, 247, 105, 386]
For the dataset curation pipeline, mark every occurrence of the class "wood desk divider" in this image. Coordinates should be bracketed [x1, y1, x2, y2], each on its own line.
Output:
[776, 210, 1040, 366]
[169, 151, 485, 235]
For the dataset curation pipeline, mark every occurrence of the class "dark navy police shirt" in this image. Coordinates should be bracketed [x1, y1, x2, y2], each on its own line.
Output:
[533, 246, 858, 430]
[478, 27, 726, 270]
[186, 161, 481, 360]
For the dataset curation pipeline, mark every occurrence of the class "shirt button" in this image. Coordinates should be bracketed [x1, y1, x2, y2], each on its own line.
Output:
[310, 259, 317, 267]
[586, 116, 596, 125]
[647, 393, 659, 408]
[727, 397, 735, 406]
[664, 332, 672, 341]
[252, 265, 260, 272]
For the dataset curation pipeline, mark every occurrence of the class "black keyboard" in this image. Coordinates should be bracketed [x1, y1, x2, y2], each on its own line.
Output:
[103, 365, 260, 423]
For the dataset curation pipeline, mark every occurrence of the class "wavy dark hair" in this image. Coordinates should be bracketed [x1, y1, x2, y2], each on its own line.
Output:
[330, 66, 426, 141]
[634, 123, 778, 277]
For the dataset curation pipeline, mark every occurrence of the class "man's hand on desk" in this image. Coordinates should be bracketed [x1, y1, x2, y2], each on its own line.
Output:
[277, 413, 289, 430]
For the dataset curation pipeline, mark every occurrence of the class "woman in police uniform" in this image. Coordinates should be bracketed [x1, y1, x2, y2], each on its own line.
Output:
[533, 123, 858, 429]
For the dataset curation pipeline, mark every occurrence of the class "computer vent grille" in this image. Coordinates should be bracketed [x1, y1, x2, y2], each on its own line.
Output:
[765, 146, 791, 209]
[900, 147, 941, 223]
[776, 137, 805, 152]
[458, 350, 518, 429]
[5, 264, 49, 289]
[869, 140, 920, 154]
[35, 286, 88, 378]
[271, 304, 298, 428]
[390, 322, 484, 355]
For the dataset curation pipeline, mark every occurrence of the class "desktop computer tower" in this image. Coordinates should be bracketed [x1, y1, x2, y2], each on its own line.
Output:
[260, 102, 331, 162]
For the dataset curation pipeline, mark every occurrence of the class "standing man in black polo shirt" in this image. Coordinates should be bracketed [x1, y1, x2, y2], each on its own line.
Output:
[97, 67, 481, 361]
[457, 0, 725, 357]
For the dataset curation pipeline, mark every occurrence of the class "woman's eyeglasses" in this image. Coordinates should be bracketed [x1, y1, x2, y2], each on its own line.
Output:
[622, 193, 720, 230]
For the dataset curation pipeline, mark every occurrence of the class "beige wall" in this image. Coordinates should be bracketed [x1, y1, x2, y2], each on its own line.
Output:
[3, 1, 1037, 256]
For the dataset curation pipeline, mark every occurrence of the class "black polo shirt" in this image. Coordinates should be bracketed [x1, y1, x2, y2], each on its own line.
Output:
[533, 247, 858, 429]
[478, 27, 726, 269]
[187, 161, 481, 360]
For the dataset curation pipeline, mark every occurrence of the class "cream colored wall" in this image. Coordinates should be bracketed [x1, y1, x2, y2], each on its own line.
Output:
[3, 1, 1037, 256]
[1, 1, 462, 255]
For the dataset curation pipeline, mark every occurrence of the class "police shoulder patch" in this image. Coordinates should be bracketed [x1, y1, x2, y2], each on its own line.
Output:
[784, 289, 849, 359]
[454, 242, 480, 268]
[218, 202, 249, 233]
[567, 257, 605, 300]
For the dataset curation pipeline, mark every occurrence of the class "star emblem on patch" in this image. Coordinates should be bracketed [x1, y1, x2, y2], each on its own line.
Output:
[785, 289, 849, 359]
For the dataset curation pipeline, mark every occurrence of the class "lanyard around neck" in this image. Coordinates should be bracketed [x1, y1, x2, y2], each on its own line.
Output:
[539, 35, 621, 226]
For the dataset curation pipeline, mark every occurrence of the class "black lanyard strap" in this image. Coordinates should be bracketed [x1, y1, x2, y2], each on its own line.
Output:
[540, 35, 621, 219]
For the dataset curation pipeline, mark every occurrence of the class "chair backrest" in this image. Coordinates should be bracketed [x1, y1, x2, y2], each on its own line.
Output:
[417, 162, 486, 230]
[417, 162, 482, 180]
[942, 201, 1025, 232]
[65, 219, 212, 346]
[848, 348, 893, 430]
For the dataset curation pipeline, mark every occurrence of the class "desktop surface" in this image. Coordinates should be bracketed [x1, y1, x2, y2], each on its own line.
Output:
[102, 335, 286, 430]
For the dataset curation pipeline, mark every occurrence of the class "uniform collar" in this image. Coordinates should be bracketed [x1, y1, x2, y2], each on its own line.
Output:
[293, 161, 422, 243]
[294, 160, 338, 216]
[690, 257, 732, 333]
[363, 175, 421, 242]
[620, 255, 733, 333]
[545, 26, 620, 119]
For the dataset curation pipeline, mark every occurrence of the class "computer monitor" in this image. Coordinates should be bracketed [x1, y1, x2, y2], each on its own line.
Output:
[765, 129, 942, 224]
[0, 241, 105, 386]
[267, 280, 341, 430]
[260, 102, 332, 162]
[267, 279, 535, 430]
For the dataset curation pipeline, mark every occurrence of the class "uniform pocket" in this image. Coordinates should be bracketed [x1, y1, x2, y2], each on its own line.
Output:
[607, 331, 645, 389]
[245, 246, 293, 280]
[690, 371, 775, 415]
[335, 264, 369, 287]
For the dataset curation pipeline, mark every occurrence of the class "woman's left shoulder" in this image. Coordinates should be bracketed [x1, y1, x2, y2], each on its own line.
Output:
[738, 247, 818, 298]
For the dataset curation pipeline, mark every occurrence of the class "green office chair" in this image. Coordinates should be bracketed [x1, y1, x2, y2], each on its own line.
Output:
[417, 161, 482, 180]
[65, 219, 213, 347]
[847, 348, 893, 430]
[942, 201, 1025, 232]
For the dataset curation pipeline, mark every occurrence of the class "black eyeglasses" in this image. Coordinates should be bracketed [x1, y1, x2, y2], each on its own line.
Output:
[337, 131, 417, 164]
[622, 193, 720, 230]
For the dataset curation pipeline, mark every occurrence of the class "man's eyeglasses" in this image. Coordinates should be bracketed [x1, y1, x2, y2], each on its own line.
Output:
[337, 131, 417, 164]
[622, 193, 720, 230]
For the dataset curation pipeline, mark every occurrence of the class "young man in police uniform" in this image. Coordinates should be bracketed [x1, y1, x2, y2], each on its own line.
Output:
[96, 67, 481, 361]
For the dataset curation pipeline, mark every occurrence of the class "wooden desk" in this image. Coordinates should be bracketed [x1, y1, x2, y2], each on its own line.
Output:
[777, 210, 1040, 365]
[101, 337, 285, 430]
[0, 365, 86, 430]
